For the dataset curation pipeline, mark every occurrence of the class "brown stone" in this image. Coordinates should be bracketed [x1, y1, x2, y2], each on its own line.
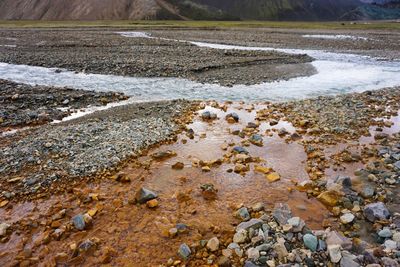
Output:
[172, 162, 184, 170]
[317, 190, 341, 207]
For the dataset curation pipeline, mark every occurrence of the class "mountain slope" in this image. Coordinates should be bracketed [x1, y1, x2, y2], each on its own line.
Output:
[0, 0, 160, 20]
[0, 0, 399, 21]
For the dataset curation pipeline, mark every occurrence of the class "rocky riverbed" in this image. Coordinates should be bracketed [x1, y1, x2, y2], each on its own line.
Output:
[0, 29, 315, 86]
[0, 99, 197, 199]
[0, 79, 127, 130]
[1, 86, 400, 266]
[149, 28, 400, 61]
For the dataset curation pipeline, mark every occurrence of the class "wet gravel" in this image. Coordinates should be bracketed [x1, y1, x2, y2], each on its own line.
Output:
[0, 99, 196, 198]
[0, 29, 314, 86]
[151, 28, 400, 61]
[257, 87, 400, 143]
[0, 79, 127, 129]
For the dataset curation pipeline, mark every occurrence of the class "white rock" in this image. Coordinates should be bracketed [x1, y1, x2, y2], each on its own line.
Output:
[267, 259, 276, 267]
[287, 217, 300, 227]
[247, 247, 260, 260]
[328, 244, 342, 263]
[0, 223, 10, 237]
[233, 229, 247, 244]
[392, 232, 400, 242]
[340, 213, 355, 224]
[207, 237, 220, 252]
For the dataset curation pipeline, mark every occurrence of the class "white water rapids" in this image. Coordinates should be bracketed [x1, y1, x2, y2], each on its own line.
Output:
[0, 32, 399, 102]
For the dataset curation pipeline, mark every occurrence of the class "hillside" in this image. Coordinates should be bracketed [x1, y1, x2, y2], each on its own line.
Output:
[0, 0, 400, 21]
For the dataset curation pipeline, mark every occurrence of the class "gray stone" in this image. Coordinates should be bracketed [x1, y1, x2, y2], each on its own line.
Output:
[360, 185, 375, 198]
[237, 218, 263, 232]
[244, 261, 260, 267]
[381, 257, 398, 267]
[384, 240, 397, 250]
[72, 214, 86, 230]
[247, 247, 260, 260]
[249, 134, 263, 145]
[303, 234, 318, 252]
[288, 217, 300, 227]
[394, 161, 400, 170]
[363, 202, 390, 222]
[274, 241, 288, 260]
[328, 244, 342, 263]
[201, 111, 217, 120]
[326, 231, 352, 250]
[378, 228, 392, 238]
[228, 242, 243, 257]
[135, 187, 158, 204]
[237, 207, 251, 221]
[178, 243, 191, 260]
[318, 239, 327, 252]
[233, 229, 247, 244]
[78, 239, 95, 252]
[340, 251, 360, 267]
[233, 146, 249, 155]
[226, 112, 239, 122]
[273, 203, 292, 225]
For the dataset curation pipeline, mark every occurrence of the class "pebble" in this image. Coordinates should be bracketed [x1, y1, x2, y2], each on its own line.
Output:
[135, 187, 158, 204]
[206, 237, 220, 252]
[378, 228, 392, 238]
[273, 203, 292, 225]
[384, 240, 397, 250]
[392, 232, 400, 242]
[266, 172, 280, 182]
[363, 202, 390, 222]
[216, 256, 231, 267]
[0, 222, 10, 237]
[287, 217, 300, 227]
[328, 244, 342, 263]
[146, 199, 159, 208]
[340, 213, 355, 224]
[246, 247, 260, 260]
[171, 162, 184, 170]
[237, 207, 251, 221]
[360, 185, 375, 198]
[72, 214, 86, 231]
[226, 112, 239, 123]
[233, 146, 249, 154]
[201, 111, 217, 121]
[303, 233, 318, 252]
[236, 218, 263, 231]
[178, 243, 191, 260]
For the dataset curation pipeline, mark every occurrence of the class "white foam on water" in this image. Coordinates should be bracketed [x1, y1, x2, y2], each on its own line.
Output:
[0, 32, 399, 103]
[116, 31, 152, 38]
[52, 98, 136, 123]
[302, 34, 368, 41]
[0, 44, 17, 48]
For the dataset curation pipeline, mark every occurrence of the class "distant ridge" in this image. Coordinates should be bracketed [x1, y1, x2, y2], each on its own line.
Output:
[0, 0, 400, 21]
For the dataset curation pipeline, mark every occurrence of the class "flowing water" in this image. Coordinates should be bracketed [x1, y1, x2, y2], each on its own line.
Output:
[0, 32, 399, 102]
